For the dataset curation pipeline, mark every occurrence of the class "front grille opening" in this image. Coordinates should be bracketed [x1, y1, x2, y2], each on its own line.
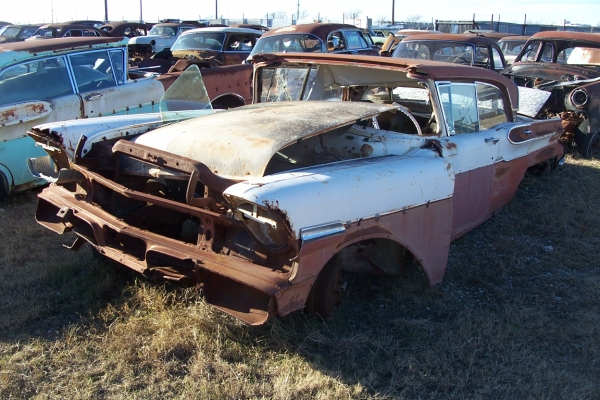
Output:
[180, 218, 200, 245]
[146, 251, 195, 272]
[104, 227, 147, 261]
[73, 221, 99, 246]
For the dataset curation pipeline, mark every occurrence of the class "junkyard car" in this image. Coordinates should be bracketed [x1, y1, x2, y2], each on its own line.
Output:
[170, 27, 263, 66]
[99, 22, 151, 38]
[128, 23, 197, 59]
[0, 37, 255, 200]
[29, 23, 107, 39]
[246, 23, 379, 62]
[0, 37, 165, 200]
[379, 30, 443, 57]
[502, 31, 600, 157]
[392, 34, 507, 71]
[0, 24, 41, 43]
[30, 54, 564, 324]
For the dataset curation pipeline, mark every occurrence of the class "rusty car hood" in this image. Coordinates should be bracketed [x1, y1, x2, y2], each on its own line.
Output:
[133, 101, 397, 180]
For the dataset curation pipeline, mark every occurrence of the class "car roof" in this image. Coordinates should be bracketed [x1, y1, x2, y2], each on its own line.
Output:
[180, 27, 263, 36]
[259, 23, 365, 40]
[0, 37, 127, 67]
[100, 22, 148, 29]
[530, 31, 600, 43]
[2, 24, 41, 29]
[152, 23, 197, 28]
[498, 35, 530, 42]
[252, 52, 518, 109]
[400, 33, 500, 45]
[38, 23, 101, 29]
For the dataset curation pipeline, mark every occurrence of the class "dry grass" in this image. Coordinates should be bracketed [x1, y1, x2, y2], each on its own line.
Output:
[1, 155, 599, 399]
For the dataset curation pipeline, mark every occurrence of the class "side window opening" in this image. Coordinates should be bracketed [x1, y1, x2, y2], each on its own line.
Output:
[0, 56, 72, 105]
[437, 82, 507, 135]
[69, 50, 117, 92]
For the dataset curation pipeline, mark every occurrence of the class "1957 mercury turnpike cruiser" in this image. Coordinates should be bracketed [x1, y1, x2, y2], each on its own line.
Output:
[28, 53, 565, 324]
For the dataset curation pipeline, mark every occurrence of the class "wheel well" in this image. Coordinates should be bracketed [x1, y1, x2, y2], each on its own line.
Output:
[211, 93, 246, 110]
[0, 170, 10, 202]
[333, 238, 417, 276]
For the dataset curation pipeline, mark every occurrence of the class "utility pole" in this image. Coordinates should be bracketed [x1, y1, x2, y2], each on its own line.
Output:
[139, 0, 143, 22]
[391, 0, 395, 25]
[297, 0, 300, 21]
[104, 0, 108, 22]
[215, 0, 218, 21]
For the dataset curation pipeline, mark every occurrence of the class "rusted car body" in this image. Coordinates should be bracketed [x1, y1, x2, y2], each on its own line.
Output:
[247, 23, 379, 62]
[0, 38, 252, 200]
[29, 23, 107, 39]
[128, 23, 197, 60]
[30, 54, 564, 324]
[502, 31, 600, 157]
[170, 27, 263, 66]
[392, 34, 507, 72]
[0, 24, 41, 43]
[99, 22, 150, 38]
[379, 30, 443, 57]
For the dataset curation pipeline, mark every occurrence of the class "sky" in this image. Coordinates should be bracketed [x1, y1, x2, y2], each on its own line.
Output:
[5, 0, 600, 27]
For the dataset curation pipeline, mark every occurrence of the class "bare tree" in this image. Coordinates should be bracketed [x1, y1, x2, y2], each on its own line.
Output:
[268, 11, 288, 19]
[344, 9, 362, 25]
[298, 9, 309, 19]
[404, 14, 423, 23]
[376, 15, 388, 25]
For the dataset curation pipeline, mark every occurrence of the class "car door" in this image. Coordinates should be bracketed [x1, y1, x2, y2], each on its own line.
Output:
[223, 33, 259, 65]
[434, 81, 507, 239]
[0, 55, 82, 189]
[71, 48, 163, 117]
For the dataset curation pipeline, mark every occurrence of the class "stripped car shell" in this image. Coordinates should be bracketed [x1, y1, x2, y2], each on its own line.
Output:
[502, 31, 600, 157]
[31, 54, 564, 325]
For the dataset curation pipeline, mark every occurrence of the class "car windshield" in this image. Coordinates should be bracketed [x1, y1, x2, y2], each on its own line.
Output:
[249, 34, 323, 57]
[393, 41, 475, 64]
[0, 26, 19, 37]
[171, 32, 226, 51]
[498, 39, 526, 55]
[149, 26, 176, 36]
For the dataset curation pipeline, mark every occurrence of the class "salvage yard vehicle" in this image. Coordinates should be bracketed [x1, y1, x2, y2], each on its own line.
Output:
[28, 23, 107, 39]
[99, 22, 151, 38]
[30, 54, 564, 325]
[128, 23, 197, 60]
[0, 37, 253, 200]
[170, 27, 263, 66]
[0, 24, 41, 43]
[502, 31, 600, 158]
[392, 34, 507, 72]
[246, 23, 379, 62]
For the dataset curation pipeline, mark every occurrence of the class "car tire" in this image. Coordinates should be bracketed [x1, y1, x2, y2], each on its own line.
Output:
[574, 120, 600, 159]
[0, 171, 9, 202]
[304, 261, 344, 319]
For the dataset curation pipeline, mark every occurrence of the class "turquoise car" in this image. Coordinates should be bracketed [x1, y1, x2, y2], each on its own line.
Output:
[0, 37, 164, 200]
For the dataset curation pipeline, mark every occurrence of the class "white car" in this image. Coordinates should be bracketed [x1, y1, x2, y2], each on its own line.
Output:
[128, 23, 197, 58]
[29, 54, 564, 325]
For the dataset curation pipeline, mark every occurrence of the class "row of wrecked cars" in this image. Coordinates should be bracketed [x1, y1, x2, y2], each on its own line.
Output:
[1, 24, 600, 325]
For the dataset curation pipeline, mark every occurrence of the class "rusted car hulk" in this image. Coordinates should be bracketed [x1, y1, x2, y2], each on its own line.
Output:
[502, 31, 600, 158]
[30, 54, 564, 324]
